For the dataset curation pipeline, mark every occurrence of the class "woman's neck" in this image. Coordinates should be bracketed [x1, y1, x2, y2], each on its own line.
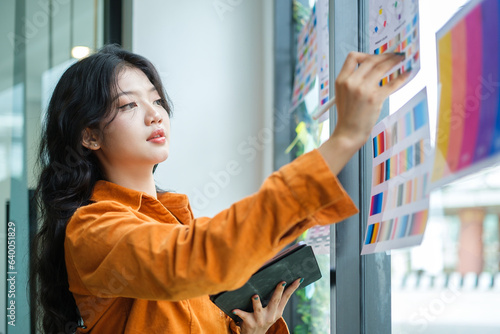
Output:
[104, 167, 158, 198]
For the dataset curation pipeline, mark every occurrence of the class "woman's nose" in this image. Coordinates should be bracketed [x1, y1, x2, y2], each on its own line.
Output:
[146, 106, 162, 125]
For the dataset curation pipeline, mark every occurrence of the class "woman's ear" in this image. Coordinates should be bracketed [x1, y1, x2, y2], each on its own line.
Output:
[81, 128, 100, 150]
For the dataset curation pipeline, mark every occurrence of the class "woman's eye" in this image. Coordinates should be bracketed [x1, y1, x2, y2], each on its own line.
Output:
[153, 99, 163, 106]
[119, 102, 137, 111]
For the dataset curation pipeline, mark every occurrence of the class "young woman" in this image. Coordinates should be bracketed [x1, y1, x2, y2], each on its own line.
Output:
[31, 44, 408, 333]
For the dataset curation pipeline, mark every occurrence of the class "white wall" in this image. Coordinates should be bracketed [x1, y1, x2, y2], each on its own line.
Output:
[132, 0, 274, 217]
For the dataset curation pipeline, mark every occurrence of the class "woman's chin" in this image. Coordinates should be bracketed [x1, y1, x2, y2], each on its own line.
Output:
[154, 151, 169, 164]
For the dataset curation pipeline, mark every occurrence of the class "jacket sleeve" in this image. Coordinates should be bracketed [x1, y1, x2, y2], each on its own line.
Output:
[267, 318, 289, 334]
[228, 317, 289, 334]
[65, 149, 358, 301]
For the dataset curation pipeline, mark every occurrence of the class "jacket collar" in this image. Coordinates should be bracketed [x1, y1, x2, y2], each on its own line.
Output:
[91, 180, 190, 212]
[91, 180, 145, 210]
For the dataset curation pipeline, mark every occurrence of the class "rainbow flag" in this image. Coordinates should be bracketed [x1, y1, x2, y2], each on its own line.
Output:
[432, 0, 500, 185]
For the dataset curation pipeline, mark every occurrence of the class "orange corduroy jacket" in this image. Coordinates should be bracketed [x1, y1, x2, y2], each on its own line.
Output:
[64, 149, 358, 333]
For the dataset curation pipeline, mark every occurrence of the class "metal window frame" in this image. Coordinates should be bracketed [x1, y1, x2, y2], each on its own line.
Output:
[329, 1, 392, 333]
[104, 0, 123, 45]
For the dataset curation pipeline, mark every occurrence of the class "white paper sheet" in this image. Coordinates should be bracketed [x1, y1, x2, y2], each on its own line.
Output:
[362, 88, 432, 255]
[369, 0, 420, 88]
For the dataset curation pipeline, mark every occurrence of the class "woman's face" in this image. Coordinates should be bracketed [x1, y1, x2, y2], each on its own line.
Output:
[95, 67, 171, 172]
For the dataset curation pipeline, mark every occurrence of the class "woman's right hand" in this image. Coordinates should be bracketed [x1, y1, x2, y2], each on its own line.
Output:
[318, 52, 410, 175]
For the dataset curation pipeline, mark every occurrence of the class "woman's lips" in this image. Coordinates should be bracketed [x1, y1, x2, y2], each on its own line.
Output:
[148, 136, 166, 144]
[147, 129, 166, 143]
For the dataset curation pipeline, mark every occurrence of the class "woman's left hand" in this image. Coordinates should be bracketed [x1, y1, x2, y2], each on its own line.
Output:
[232, 278, 302, 334]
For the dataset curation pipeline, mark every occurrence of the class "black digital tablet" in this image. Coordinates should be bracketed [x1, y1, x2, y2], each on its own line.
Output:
[210, 242, 322, 323]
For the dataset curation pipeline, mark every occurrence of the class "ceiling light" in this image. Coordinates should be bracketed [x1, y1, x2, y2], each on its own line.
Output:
[71, 46, 91, 59]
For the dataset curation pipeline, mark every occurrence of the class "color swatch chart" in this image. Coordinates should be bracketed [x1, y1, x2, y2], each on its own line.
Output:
[291, 0, 330, 118]
[365, 210, 428, 246]
[369, 0, 421, 87]
[291, 4, 318, 108]
[362, 89, 431, 255]
[431, 0, 500, 189]
[317, 0, 330, 109]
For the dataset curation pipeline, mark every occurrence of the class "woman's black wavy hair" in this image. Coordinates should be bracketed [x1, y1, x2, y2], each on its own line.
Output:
[30, 44, 172, 333]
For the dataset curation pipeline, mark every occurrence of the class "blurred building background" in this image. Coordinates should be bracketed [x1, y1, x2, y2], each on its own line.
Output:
[389, 1, 500, 333]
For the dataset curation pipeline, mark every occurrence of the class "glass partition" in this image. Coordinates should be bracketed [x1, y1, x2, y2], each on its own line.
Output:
[274, 1, 334, 332]
[390, 1, 500, 333]
[0, 1, 104, 332]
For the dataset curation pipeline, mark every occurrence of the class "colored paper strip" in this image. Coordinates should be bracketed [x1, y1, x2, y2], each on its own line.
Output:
[457, 6, 483, 170]
[413, 100, 427, 130]
[398, 215, 409, 238]
[385, 158, 391, 181]
[374, 162, 385, 186]
[370, 223, 380, 243]
[370, 192, 384, 216]
[492, 0, 500, 155]
[432, 32, 453, 182]
[475, 0, 499, 161]
[391, 217, 399, 240]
